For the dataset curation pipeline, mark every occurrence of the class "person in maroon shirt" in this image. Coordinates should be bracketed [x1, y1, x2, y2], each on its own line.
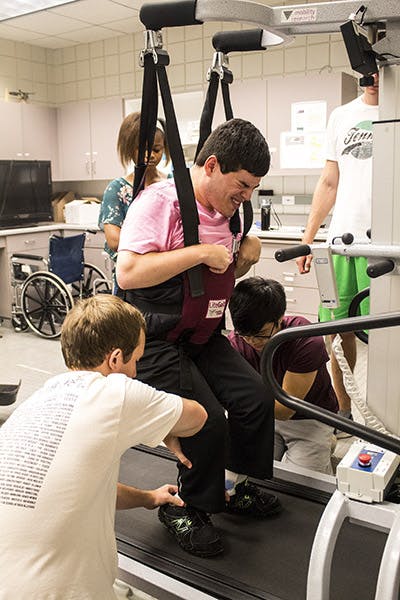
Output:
[228, 277, 338, 474]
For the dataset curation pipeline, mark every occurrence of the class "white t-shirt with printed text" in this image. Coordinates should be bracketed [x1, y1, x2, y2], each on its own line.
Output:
[326, 95, 378, 242]
[0, 371, 182, 599]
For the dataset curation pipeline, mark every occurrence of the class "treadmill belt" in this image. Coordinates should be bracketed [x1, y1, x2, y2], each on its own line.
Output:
[116, 447, 391, 600]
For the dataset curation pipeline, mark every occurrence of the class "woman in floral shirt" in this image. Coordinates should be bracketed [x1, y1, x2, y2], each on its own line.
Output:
[99, 112, 170, 262]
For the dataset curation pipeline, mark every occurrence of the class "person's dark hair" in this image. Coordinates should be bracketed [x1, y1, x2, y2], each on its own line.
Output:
[195, 118, 270, 177]
[229, 277, 286, 335]
[117, 111, 170, 169]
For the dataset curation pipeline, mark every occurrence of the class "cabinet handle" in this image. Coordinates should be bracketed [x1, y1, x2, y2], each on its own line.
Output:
[286, 298, 297, 303]
[24, 240, 35, 246]
[282, 271, 296, 276]
[92, 160, 96, 176]
[85, 160, 90, 175]
[284, 276, 295, 282]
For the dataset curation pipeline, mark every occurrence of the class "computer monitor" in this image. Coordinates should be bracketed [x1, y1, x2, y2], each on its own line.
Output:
[0, 159, 53, 229]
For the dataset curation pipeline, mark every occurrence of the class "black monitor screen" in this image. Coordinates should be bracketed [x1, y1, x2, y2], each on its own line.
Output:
[0, 160, 53, 228]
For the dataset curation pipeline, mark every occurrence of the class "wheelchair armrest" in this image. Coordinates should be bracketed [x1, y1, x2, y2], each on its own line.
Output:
[11, 253, 45, 262]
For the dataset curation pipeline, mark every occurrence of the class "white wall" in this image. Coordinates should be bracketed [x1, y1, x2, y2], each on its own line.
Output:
[0, 1, 357, 196]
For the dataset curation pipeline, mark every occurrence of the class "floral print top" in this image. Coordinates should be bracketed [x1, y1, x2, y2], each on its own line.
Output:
[98, 177, 134, 261]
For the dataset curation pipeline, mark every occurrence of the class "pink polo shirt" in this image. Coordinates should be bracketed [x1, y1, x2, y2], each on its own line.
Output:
[118, 179, 238, 259]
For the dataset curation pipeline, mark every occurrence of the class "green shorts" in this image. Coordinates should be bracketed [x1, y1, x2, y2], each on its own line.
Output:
[319, 255, 370, 322]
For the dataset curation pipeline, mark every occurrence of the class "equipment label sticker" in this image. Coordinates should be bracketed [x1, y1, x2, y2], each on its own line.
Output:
[281, 8, 317, 23]
[206, 299, 226, 319]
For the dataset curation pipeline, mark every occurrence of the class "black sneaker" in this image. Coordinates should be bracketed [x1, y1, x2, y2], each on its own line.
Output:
[158, 504, 223, 557]
[225, 480, 282, 518]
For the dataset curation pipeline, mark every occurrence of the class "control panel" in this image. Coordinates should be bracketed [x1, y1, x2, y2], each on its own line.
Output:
[336, 439, 400, 503]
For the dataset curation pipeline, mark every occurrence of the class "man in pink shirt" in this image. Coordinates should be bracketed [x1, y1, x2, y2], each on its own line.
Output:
[116, 119, 280, 558]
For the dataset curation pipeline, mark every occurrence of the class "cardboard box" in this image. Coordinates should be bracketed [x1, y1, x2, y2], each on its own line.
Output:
[64, 198, 101, 225]
[51, 191, 75, 223]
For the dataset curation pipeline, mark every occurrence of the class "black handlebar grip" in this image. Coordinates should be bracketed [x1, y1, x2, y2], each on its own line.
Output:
[212, 29, 264, 53]
[341, 232, 354, 245]
[140, 0, 202, 30]
[367, 259, 395, 278]
[275, 244, 311, 262]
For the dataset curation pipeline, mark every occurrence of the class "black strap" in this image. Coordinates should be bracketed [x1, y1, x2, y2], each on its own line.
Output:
[133, 54, 158, 197]
[221, 79, 233, 120]
[195, 58, 253, 239]
[137, 48, 204, 297]
[194, 71, 219, 160]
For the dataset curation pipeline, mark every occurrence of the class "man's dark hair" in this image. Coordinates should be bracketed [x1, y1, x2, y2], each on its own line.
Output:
[195, 118, 270, 177]
[229, 277, 286, 335]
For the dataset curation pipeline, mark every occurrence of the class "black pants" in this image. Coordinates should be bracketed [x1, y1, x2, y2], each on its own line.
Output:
[137, 333, 275, 514]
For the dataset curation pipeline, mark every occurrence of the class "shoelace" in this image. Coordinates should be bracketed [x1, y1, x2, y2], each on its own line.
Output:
[238, 481, 270, 507]
[186, 507, 213, 527]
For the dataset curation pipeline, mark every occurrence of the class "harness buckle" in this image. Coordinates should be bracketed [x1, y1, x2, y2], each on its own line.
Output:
[206, 51, 233, 82]
[140, 29, 165, 66]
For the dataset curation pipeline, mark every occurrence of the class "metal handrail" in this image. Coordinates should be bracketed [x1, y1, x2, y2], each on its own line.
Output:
[260, 312, 400, 455]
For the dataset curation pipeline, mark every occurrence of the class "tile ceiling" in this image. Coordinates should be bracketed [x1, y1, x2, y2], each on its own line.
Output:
[0, 0, 284, 50]
[0, 0, 147, 49]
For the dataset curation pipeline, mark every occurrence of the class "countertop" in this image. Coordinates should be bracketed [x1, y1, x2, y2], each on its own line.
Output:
[0, 222, 328, 243]
[250, 225, 328, 242]
[0, 223, 99, 236]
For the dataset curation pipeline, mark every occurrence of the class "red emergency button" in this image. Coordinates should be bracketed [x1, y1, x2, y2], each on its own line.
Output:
[358, 453, 372, 467]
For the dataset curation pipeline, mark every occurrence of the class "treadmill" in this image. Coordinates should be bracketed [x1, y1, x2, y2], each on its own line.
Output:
[115, 314, 400, 600]
[115, 1, 400, 597]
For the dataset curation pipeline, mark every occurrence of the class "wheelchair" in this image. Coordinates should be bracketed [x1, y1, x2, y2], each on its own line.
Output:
[10, 232, 111, 339]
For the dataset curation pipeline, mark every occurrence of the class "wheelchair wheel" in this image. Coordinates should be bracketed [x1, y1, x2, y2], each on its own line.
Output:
[20, 271, 74, 339]
[71, 263, 111, 299]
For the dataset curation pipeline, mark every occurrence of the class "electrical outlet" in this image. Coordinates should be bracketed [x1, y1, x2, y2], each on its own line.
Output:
[282, 195, 295, 206]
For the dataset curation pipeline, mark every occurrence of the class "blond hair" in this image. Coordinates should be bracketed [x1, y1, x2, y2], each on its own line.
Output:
[117, 111, 170, 169]
[61, 295, 146, 369]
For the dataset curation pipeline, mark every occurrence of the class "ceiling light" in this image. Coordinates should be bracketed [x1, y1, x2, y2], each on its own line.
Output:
[0, 0, 81, 22]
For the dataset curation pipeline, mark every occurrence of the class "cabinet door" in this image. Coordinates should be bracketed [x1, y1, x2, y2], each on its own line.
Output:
[0, 101, 23, 159]
[56, 102, 92, 181]
[21, 104, 59, 179]
[89, 98, 123, 180]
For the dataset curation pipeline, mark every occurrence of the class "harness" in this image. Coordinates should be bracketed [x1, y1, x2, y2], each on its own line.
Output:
[135, 8, 268, 298]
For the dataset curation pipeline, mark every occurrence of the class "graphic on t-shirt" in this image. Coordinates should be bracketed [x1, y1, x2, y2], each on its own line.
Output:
[0, 375, 86, 509]
[342, 120, 373, 160]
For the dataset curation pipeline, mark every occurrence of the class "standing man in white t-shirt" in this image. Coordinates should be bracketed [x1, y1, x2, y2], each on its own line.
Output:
[0, 295, 207, 600]
[297, 74, 379, 425]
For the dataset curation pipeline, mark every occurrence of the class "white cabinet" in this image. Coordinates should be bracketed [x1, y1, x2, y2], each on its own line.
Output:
[226, 238, 320, 332]
[0, 101, 59, 178]
[0, 229, 51, 319]
[56, 98, 123, 181]
[254, 240, 320, 322]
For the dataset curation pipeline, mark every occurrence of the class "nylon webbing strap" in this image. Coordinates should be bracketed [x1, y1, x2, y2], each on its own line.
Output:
[194, 71, 219, 160]
[138, 48, 204, 297]
[195, 56, 253, 238]
[221, 80, 233, 120]
[133, 53, 158, 198]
